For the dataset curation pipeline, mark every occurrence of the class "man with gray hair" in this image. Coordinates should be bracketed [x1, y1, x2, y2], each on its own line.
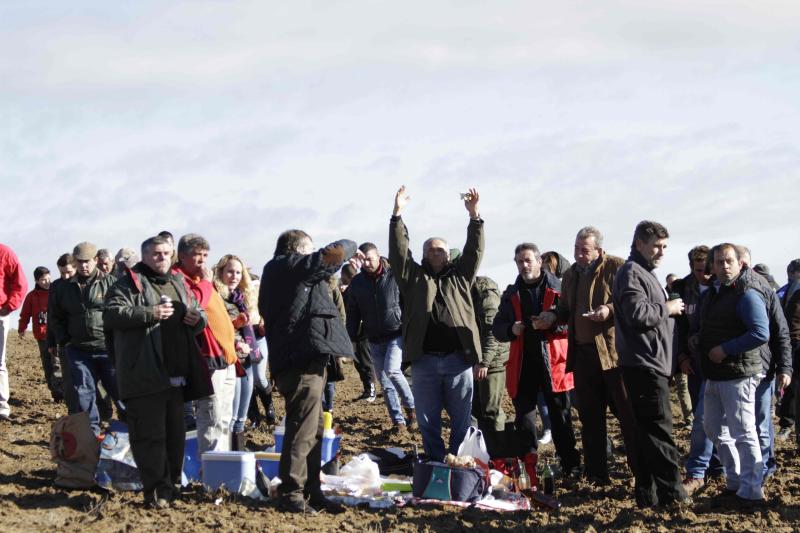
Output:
[172, 233, 237, 453]
[541, 226, 639, 484]
[389, 186, 484, 462]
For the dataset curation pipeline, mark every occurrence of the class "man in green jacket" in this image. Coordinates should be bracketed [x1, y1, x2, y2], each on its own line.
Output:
[470, 275, 508, 433]
[104, 235, 211, 509]
[388, 186, 484, 461]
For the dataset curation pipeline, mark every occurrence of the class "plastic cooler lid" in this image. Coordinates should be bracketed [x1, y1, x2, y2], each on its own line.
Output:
[201, 451, 255, 461]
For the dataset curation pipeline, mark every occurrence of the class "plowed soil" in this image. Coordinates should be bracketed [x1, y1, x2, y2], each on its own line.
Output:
[2, 333, 799, 532]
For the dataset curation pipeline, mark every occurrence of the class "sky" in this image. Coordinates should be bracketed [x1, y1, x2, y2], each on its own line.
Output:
[2, 1, 799, 319]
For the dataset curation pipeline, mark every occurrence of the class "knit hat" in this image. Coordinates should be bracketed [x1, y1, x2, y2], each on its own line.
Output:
[73, 242, 98, 261]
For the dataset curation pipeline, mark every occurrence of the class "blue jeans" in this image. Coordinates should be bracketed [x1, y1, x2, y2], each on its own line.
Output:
[252, 338, 270, 392]
[755, 376, 775, 479]
[231, 364, 254, 434]
[686, 379, 725, 479]
[369, 337, 414, 425]
[322, 381, 335, 412]
[411, 352, 472, 462]
[66, 346, 122, 435]
[537, 391, 552, 432]
[704, 376, 764, 500]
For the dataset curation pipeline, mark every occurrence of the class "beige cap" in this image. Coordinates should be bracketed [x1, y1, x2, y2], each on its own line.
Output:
[73, 242, 98, 261]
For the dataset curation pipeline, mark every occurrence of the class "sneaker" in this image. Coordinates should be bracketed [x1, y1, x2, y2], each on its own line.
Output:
[537, 430, 552, 445]
[777, 427, 792, 441]
[359, 383, 376, 403]
[682, 477, 705, 496]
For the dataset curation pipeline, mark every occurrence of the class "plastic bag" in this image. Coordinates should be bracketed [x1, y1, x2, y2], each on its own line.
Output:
[338, 454, 381, 493]
[457, 426, 490, 464]
[95, 421, 142, 491]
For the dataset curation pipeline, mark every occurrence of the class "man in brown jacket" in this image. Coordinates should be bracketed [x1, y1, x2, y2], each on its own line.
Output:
[542, 226, 639, 483]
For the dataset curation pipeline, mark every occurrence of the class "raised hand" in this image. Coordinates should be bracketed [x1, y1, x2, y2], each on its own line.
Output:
[463, 187, 480, 218]
[394, 185, 410, 216]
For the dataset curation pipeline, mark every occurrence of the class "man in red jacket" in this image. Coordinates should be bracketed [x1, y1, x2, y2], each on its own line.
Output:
[18, 266, 62, 401]
[0, 243, 29, 420]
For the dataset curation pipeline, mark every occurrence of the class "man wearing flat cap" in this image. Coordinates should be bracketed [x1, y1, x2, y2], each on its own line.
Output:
[50, 241, 123, 435]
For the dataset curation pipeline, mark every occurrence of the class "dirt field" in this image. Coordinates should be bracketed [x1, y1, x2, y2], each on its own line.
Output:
[2, 333, 800, 532]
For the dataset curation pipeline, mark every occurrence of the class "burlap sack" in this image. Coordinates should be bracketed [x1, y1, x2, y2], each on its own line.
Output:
[50, 411, 100, 489]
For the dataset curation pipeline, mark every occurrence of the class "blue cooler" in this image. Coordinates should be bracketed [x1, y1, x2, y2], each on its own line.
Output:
[274, 426, 285, 453]
[182, 430, 201, 485]
[321, 431, 341, 465]
[254, 452, 281, 480]
[201, 451, 255, 492]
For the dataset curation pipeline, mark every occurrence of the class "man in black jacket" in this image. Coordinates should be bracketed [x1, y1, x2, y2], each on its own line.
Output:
[613, 221, 687, 508]
[346, 243, 414, 432]
[259, 230, 359, 514]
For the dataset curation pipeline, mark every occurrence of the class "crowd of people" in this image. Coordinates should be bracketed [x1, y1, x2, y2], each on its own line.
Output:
[0, 186, 798, 515]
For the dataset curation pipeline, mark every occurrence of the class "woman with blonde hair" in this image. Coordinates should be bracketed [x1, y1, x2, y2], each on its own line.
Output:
[213, 254, 264, 450]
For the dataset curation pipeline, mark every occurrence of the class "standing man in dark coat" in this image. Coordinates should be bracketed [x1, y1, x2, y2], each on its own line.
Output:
[259, 230, 359, 514]
[104, 235, 211, 509]
[613, 220, 688, 508]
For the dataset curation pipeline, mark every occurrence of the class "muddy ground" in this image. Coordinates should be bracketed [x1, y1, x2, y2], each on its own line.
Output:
[2, 333, 800, 532]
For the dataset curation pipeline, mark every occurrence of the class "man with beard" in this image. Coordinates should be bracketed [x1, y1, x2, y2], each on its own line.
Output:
[613, 221, 687, 508]
[104, 235, 211, 509]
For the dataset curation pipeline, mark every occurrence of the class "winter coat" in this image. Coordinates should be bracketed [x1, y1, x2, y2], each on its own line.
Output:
[346, 262, 402, 343]
[258, 240, 356, 377]
[388, 216, 484, 365]
[18, 287, 49, 341]
[494, 271, 573, 397]
[50, 271, 116, 352]
[555, 253, 623, 373]
[103, 265, 212, 401]
[471, 276, 508, 372]
[740, 267, 792, 379]
[612, 250, 674, 377]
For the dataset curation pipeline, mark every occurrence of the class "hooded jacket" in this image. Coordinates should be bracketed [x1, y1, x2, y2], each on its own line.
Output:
[103, 264, 212, 401]
[388, 216, 484, 365]
[258, 240, 356, 377]
[740, 266, 792, 379]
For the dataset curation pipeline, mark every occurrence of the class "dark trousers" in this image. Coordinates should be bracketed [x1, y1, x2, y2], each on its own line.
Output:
[57, 347, 79, 414]
[322, 381, 335, 412]
[126, 387, 185, 500]
[275, 357, 326, 499]
[36, 340, 61, 397]
[778, 378, 795, 429]
[352, 338, 375, 390]
[513, 383, 580, 472]
[622, 366, 687, 507]
[573, 344, 639, 480]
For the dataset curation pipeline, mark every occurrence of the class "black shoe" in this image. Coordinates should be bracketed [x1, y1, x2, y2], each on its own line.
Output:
[307, 494, 345, 514]
[278, 496, 319, 514]
[258, 389, 277, 426]
[144, 490, 170, 510]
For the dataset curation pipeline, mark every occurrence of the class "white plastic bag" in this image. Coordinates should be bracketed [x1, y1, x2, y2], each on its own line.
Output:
[457, 426, 490, 464]
[338, 454, 382, 494]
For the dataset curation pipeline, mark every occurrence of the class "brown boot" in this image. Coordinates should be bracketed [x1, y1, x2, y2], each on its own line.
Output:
[404, 408, 416, 429]
[231, 431, 246, 451]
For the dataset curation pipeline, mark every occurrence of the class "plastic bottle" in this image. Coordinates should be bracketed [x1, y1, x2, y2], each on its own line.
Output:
[516, 459, 530, 491]
[323, 411, 333, 431]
